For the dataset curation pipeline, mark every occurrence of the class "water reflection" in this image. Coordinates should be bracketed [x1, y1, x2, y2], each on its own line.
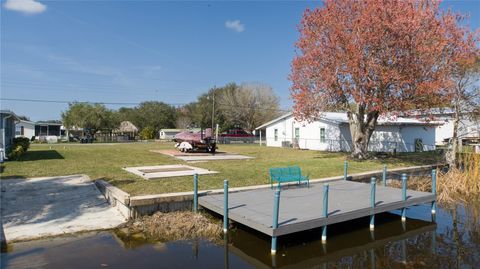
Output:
[1, 203, 479, 269]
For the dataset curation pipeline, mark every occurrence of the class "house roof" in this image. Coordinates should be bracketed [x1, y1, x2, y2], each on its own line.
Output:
[0, 110, 21, 121]
[18, 119, 36, 125]
[255, 111, 442, 130]
[160, 129, 185, 132]
[255, 112, 293, 130]
[116, 121, 138, 132]
[160, 128, 201, 133]
[35, 121, 62, 126]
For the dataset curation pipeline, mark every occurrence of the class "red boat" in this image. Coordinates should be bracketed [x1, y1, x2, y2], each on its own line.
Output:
[174, 128, 217, 153]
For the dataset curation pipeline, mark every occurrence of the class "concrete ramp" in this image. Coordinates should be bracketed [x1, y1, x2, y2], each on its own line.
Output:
[0, 175, 126, 243]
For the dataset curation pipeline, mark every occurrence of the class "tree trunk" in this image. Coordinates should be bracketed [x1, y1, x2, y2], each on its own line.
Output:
[446, 91, 462, 167]
[348, 108, 379, 160]
[447, 112, 460, 167]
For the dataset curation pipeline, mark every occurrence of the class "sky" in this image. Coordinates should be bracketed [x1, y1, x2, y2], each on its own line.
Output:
[1, 0, 479, 121]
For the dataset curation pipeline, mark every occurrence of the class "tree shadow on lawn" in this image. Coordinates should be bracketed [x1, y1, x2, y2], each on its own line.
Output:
[381, 151, 444, 166]
[18, 150, 64, 161]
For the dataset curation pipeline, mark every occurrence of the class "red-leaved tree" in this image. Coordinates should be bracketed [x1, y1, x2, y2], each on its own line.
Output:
[290, 0, 479, 159]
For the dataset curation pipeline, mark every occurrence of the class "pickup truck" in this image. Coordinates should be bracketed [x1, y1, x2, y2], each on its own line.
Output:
[219, 128, 255, 144]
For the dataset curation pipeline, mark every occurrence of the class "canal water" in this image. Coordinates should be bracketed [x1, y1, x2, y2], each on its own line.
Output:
[1, 203, 479, 268]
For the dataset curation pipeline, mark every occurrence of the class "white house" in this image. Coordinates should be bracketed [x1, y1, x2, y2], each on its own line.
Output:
[15, 120, 66, 142]
[255, 112, 439, 153]
[15, 120, 36, 140]
[430, 111, 479, 145]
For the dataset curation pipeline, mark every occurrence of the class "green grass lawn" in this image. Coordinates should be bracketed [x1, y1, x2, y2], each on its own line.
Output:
[0, 142, 442, 195]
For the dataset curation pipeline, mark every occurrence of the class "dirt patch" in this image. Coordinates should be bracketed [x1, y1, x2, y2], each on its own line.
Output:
[120, 212, 223, 242]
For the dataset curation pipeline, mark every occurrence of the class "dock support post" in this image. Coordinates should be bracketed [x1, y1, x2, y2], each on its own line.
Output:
[322, 184, 329, 243]
[401, 173, 407, 222]
[343, 161, 348, 180]
[271, 189, 281, 255]
[193, 174, 198, 213]
[224, 234, 229, 269]
[431, 230, 436, 255]
[223, 180, 229, 233]
[431, 169, 437, 215]
[382, 165, 387, 186]
[370, 177, 376, 230]
[370, 248, 376, 269]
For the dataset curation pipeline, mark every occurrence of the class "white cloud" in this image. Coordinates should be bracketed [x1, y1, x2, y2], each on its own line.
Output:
[225, 20, 245, 33]
[4, 0, 46, 15]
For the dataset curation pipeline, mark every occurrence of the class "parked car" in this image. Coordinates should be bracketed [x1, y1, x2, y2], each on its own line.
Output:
[80, 134, 94, 143]
[219, 128, 255, 144]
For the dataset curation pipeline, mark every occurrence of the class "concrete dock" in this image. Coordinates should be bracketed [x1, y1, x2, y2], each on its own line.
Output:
[199, 180, 435, 238]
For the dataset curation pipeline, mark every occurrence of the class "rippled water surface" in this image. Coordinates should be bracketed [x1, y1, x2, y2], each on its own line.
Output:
[1, 203, 479, 269]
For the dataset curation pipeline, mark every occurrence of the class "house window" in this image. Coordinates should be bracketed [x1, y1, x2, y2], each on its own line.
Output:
[20, 126, 24, 136]
[274, 129, 278, 141]
[295, 128, 300, 140]
[320, 128, 326, 143]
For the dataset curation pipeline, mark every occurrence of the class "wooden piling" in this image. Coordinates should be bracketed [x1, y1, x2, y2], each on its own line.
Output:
[401, 173, 407, 222]
[223, 180, 229, 233]
[431, 169, 437, 215]
[382, 165, 387, 186]
[271, 189, 281, 255]
[370, 177, 376, 230]
[193, 174, 198, 213]
[322, 184, 329, 243]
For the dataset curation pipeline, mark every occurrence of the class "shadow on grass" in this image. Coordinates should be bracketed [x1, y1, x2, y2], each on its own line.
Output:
[18, 150, 64, 161]
[382, 151, 444, 166]
[105, 179, 137, 186]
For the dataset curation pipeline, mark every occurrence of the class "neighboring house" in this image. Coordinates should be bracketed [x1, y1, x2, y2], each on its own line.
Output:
[1, 110, 20, 161]
[15, 120, 66, 143]
[255, 112, 440, 153]
[427, 111, 479, 146]
[159, 128, 201, 140]
[15, 120, 36, 140]
[35, 121, 64, 138]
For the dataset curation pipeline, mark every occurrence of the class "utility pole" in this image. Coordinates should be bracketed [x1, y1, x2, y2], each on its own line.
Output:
[211, 87, 215, 132]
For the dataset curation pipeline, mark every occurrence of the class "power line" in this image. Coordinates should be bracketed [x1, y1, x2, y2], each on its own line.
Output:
[0, 98, 185, 106]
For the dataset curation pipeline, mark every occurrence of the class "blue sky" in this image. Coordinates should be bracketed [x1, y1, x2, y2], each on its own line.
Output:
[1, 0, 479, 121]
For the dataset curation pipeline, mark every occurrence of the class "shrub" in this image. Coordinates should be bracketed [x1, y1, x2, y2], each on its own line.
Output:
[6, 137, 30, 160]
[13, 137, 30, 151]
[7, 145, 25, 160]
[139, 127, 156, 140]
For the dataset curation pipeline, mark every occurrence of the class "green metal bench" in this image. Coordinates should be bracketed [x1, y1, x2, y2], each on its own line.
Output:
[269, 166, 309, 189]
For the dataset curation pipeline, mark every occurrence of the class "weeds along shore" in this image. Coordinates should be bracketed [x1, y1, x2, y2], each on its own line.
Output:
[117, 211, 223, 243]
[391, 153, 479, 206]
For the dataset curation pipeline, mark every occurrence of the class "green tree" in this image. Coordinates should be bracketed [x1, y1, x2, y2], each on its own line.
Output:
[139, 126, 156, 140]
[134, 101, 177, 135]
[62, 103, 118, 137]
[116, 107, 140, 125]
[188, 84, 234, 131]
